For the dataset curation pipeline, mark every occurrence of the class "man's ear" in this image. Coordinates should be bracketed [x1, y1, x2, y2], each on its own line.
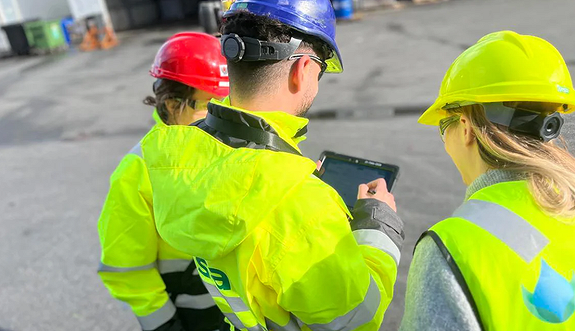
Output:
[460, 115, 475, 146]
[289, 55, 312, 94]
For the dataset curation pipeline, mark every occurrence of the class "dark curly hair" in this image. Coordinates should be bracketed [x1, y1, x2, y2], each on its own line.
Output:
[143, 79, 196, 125]
[221, 11, 330, 98]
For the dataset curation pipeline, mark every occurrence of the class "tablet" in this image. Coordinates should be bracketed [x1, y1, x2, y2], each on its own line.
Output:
[317, 151, 400, 209]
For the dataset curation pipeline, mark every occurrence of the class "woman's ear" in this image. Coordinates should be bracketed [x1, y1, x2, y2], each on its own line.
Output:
[460, 114, 475, 146]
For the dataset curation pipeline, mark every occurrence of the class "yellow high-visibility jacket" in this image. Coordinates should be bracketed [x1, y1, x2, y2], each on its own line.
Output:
[140, 98, 404, 331]
[98, 111, 222, 331]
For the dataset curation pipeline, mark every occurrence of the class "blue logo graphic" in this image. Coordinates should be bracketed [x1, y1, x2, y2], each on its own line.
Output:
[522, 259, 575, 323]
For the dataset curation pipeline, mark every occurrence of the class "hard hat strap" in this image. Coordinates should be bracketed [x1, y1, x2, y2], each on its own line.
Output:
[482, 103, 564, 142]
[222, 33, 302, 62]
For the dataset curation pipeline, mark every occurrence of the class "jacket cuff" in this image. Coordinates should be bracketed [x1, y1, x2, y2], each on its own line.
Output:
[350, 199, 405, 264]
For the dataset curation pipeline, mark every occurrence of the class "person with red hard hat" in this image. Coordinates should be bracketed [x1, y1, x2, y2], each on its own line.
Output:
[146, 31, 230, 125]
[97, 32, 229, 331]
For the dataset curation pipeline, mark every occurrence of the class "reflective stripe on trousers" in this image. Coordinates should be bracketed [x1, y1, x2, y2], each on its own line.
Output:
[175, 293, 216, 310]
[137, 299, 176, 330]
[202, 280, 266, 331]
[452, 199, 549, 262]
[157, 259, 194, 274]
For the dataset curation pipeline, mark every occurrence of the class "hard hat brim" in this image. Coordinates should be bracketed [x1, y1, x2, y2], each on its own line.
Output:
[419, 93, 575, 126]
[418, 100, 447, 126]
[150, 69, 230, 98]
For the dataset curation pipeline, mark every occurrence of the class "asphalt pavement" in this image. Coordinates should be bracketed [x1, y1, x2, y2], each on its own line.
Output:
[0, 0, 574, 330]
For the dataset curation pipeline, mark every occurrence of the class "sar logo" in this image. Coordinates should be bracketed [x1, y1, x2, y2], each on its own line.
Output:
[522, 259, 575, 323]
[196, 257, 231, 291]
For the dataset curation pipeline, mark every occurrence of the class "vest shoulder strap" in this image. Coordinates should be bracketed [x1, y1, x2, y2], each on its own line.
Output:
[416, 230, 485, 330]
[452, 199, 549, 263]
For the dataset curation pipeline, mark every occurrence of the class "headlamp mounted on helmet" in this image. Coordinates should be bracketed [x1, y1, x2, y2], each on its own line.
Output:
[444, 102, 565, 142]
[221, 33, 303, 62]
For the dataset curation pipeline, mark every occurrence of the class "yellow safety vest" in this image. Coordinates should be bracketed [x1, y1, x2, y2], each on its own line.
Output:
[98, 111, 219, 330]
[140, 98, 400, 331]
[427, 180, 575, 330]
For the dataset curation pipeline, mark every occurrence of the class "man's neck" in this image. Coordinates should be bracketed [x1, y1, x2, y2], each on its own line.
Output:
[229, 93, 297, 115]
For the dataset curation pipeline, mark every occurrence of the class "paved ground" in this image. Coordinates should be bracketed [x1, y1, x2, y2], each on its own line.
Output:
[1, 0, 574, 330]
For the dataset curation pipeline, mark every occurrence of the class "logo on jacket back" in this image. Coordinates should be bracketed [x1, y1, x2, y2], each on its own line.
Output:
[196, 257, 231, 291]
[522, 259, 575, 323]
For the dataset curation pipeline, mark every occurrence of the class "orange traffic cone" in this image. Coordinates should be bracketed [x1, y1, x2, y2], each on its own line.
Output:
[79, 26, 100, 52]
[100, 27, 119, 50]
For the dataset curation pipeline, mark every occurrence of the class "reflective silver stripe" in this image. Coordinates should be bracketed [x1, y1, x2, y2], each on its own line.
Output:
[307, 277, 380, 331]
[128, 142, 142, 157]
[202, 280, 223, 298]
[352, 229, 401, 265]
[157, 259, 193, 274]
[248, 325, 267, 331]
[452, 199, 549, 262]
[225, 315, 266, 331]
[266, 315, 302, 331]
[98, 261, 156, 273]
[202, 281, 245, 328]
[224, 312, 247, 330]
[202, 281, 249, 311]
[226, 296, 250, 312]
[137, 299, 177, 330]
[175, 293, 216, 309]
[202, 280, 266, 331]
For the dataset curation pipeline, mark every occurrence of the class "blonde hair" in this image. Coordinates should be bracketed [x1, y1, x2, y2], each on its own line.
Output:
[450, 103, 575, 219]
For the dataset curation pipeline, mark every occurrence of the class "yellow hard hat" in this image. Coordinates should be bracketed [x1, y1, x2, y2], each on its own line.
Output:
[419, 31, 575, 126]
[222, 0, 235, 11]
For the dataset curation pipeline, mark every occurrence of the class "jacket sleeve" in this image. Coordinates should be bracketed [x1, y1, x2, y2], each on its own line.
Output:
[399, 236, 481, 331]
[270, 178, 404, 331]
[98, 152, 177, 331]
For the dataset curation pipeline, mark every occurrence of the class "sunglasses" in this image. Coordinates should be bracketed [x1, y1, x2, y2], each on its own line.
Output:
[288, 53, 328, 81]
[439, 115, 461, 142]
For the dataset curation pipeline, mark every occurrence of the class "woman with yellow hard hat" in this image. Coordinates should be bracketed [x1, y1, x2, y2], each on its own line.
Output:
[401, 31, 575, 331]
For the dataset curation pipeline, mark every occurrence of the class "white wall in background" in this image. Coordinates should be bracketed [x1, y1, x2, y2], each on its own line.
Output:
[67, 0, 113, 29]
[0, 0, 22, 23]
[17, 0, 71, 20]
[67, 0, 102, 19]
[0, 0, 23, 51]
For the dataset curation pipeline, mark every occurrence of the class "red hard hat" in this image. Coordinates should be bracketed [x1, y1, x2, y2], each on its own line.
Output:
[150, 32, 229, 97]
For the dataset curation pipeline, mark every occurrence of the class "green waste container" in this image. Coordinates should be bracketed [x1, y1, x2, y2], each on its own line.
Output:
[24, 20, 67, 52]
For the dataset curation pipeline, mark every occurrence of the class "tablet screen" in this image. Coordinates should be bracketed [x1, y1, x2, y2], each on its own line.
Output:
[320, 157, 397, 209]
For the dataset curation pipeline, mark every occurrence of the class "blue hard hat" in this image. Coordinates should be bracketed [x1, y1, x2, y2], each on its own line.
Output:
[224, 0, 343, 73]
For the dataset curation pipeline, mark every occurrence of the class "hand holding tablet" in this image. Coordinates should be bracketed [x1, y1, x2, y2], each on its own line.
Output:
[316, 151, 400, 211]
[357, 178, 397, 212]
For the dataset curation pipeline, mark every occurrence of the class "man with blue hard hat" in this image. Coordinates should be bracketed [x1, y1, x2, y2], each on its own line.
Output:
[140, 1, 405, 330]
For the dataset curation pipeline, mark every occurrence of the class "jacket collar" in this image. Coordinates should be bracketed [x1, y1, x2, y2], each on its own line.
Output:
[209, 97, 309, 151]
[153, 109, 165, 126]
